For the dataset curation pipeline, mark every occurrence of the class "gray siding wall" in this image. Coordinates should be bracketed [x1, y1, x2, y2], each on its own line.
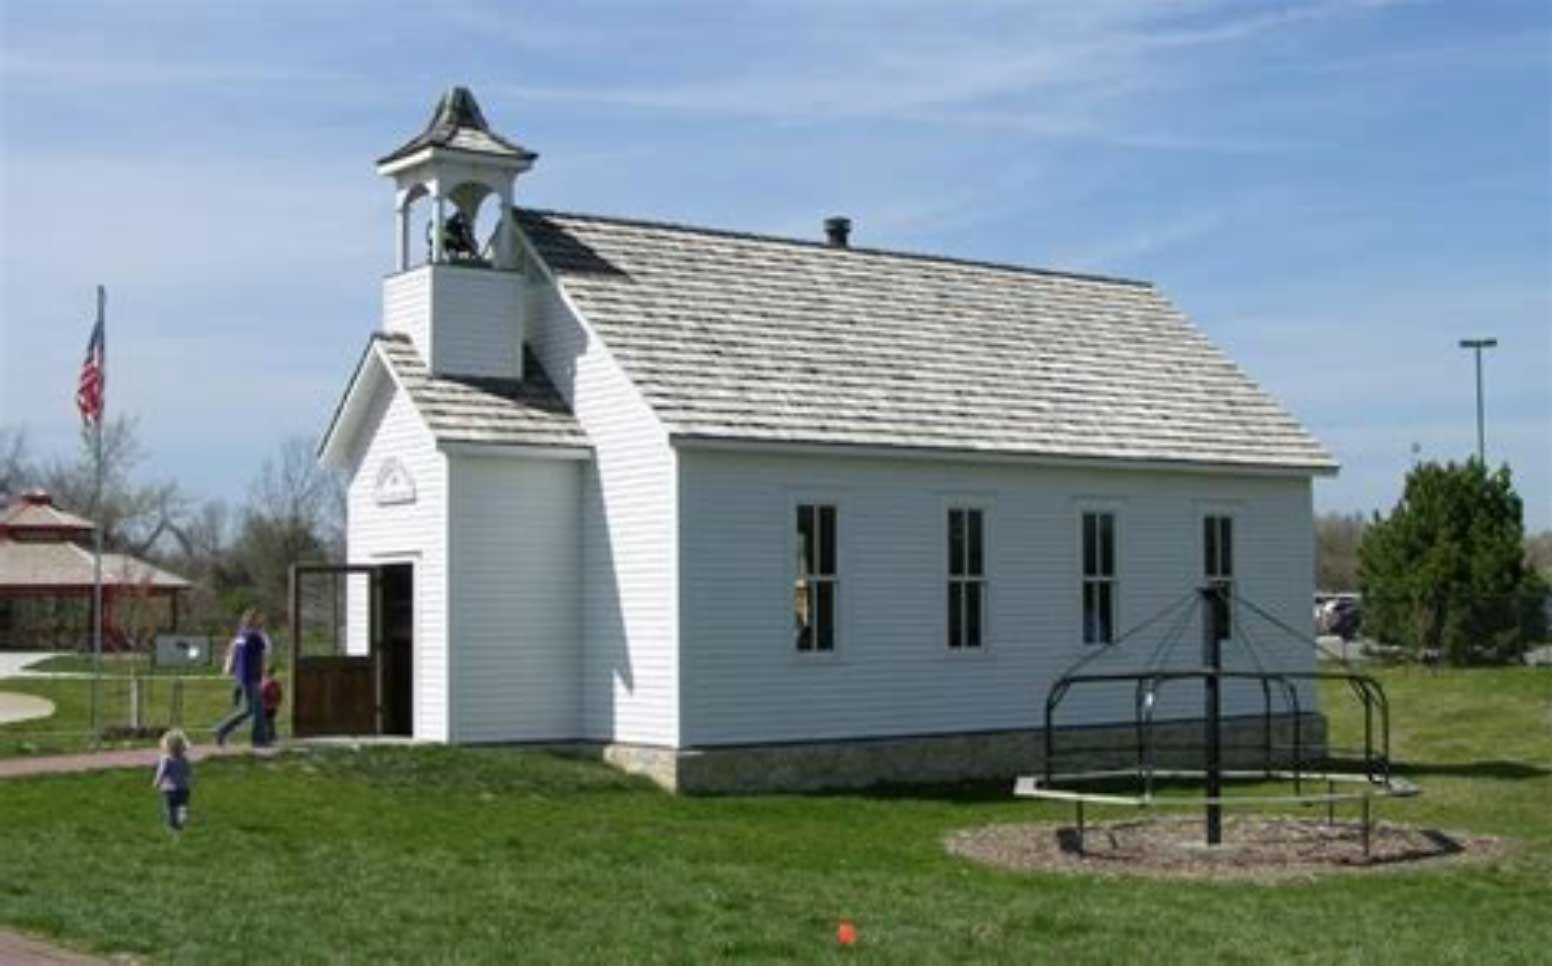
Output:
[519, 256, 680, 747]
[447, 453, 582, 742]
[343, 377, 450, 741]
[678, 448, 1315, 747]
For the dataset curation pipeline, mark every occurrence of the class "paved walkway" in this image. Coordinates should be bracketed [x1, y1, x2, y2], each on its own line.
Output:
[0, 929, 114, 964]
[0, 651, 225, 684]
[0, 743, 278, 781]
[0, 651, 61, 678]
[0, 691, 56, 725]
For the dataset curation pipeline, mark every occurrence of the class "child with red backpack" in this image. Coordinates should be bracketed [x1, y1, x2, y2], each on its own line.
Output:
[260, 672, 283, 740]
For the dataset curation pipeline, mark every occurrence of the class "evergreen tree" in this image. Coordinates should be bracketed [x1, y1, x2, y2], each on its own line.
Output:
[1359, 461, 1547, 664]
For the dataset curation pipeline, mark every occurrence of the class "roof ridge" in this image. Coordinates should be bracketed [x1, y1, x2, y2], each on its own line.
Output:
[516, 207, 1153, 289]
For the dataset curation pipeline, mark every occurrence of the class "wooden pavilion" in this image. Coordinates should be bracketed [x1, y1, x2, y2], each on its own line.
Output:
[0, 489, 189, 651]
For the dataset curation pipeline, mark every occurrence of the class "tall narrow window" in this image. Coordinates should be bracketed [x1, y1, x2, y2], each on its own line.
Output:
[1081, 511, 1117, 644]
[1204, 515, 1234, 643]
[794, 504, 838, 652]
[947, 508, 986, 650]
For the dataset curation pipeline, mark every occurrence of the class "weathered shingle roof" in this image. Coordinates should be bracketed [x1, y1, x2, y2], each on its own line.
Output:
[517, 210, 1336, 473]
[375, 333, 588, 449]
[378, 87, 537, 166]
[0, 540, 189, 590]
[0, 491, 95, 536]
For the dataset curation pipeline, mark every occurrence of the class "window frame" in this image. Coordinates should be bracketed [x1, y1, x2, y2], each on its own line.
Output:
[1200, 508, 1238, 645]
[789, 496, 845, 658]
[1075, 503, 1123, 646]
[944, 503, 991, 654]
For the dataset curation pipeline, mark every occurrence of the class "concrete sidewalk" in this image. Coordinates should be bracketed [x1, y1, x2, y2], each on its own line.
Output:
[0, 690, 55, 725]
[0, 651, 225, 682]
[0, 743, 279, 781]
[0, 651, 62, 678]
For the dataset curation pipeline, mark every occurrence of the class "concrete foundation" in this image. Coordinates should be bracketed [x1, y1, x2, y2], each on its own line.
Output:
[585, 712, 1327, 794]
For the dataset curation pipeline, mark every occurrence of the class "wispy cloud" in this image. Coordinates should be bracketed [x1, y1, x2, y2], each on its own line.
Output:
[489, 0, 1400, 148]
[1049, 208, 1237, 271]
[0, 51, 346, 88]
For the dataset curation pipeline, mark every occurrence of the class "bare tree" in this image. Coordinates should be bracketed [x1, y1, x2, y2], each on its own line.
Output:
[0, 426, 32, 498]
[1315, 511, 1367, 592]
[236, 436, 346, 621]
[1526, 530, 1552, 582]
[170, 499, 234, 565]
[36, 415, 188, 557]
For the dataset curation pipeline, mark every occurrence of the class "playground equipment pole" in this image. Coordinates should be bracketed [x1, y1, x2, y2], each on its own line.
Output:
[1202, 587, 1222, 845]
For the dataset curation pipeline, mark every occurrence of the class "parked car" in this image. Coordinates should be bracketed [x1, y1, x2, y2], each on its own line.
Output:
[1318, 595, 1362, 641]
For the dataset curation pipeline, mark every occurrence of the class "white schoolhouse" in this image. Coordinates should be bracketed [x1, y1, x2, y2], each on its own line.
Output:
[317, 89, 1336, 791]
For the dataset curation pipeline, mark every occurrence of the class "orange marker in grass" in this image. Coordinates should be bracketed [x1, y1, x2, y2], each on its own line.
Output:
[837, 918, 858, 947]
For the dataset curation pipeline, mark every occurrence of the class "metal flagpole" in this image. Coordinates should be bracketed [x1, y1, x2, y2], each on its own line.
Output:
[90, 285, 106, 744]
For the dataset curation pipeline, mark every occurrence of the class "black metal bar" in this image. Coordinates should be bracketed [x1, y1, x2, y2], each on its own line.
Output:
[1372, 682, 1391, 782]
[1362, 793, 1372, 858]
[1327, 780, 1335, 824]
[1260, 677, 1273, 777]
[1044, 686, 1058, 785]
[1364, 682, 1374, 782]
[1286, 680, 1303, 795]
[1141, 679, 1158, 800]
[1202, 587, 1222, 846]
[1076, 798, 1086, 855]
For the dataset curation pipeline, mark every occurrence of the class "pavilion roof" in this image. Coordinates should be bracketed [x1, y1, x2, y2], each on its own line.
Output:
[0, 540, 190, 593]
[0, 490, 95, 538]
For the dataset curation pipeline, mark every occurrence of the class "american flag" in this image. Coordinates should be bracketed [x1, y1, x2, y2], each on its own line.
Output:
[76, 313, 105, 426]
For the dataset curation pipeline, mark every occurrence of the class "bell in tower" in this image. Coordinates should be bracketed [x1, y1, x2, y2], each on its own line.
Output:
[377, 88, 537, 380]
[377, 86, 537, 272]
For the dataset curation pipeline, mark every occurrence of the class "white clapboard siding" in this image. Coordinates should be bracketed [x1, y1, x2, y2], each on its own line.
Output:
[382, 271, 431, 364]
[677, 448, 1316, 747]
[383, 265, 523, 379]
[447, 452, 582, 742]
[519, 259, 679, 748]
[343, 375, 450, 741]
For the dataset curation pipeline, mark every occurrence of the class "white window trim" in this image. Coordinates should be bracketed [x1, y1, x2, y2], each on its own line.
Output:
[786, 491, 848, 662]
[941, 496, 995, 657]
[1073, 499, 1125, 647]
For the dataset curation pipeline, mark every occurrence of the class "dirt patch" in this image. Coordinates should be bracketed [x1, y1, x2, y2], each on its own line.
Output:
[946, 816, 1510, 883]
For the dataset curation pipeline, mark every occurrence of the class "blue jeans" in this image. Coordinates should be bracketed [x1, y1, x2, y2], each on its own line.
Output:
[214, 680, 269, 746]
[161, 788, 190, 830]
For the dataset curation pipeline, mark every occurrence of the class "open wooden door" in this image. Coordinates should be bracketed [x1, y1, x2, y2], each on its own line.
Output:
[289, 563, 382, 737]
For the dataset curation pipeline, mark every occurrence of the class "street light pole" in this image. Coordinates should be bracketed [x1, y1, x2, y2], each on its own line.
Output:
[1458, 338, 1497, 465]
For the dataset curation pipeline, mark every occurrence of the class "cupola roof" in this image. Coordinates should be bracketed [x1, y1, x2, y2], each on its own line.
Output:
[377, 86, 537, 167]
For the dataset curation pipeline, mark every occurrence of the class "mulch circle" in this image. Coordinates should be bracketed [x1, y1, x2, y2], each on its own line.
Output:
[945, 815, 1510, 883]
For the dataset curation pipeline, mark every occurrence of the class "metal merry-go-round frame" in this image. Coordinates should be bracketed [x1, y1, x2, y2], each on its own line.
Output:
[1015, 587, 1419, 856]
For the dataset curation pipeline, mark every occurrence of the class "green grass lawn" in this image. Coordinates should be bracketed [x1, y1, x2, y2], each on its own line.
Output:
[0, 675, 278, 757]
[0, 668, 1548, 965]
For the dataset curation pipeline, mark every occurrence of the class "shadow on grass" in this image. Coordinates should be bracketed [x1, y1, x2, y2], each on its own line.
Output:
[1393, 759, 1550, 781]
[808, 774, 1214, 805]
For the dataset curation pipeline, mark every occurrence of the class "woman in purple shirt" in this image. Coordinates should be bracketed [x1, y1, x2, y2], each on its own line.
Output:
[213, 608, 271, 747]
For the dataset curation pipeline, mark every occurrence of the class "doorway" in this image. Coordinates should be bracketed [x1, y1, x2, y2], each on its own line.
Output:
[289, 562, 414, 738]
[379, 563, 414, 736]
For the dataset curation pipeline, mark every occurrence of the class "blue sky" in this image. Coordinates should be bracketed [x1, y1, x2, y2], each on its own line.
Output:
[2, 0, 1548, 528]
